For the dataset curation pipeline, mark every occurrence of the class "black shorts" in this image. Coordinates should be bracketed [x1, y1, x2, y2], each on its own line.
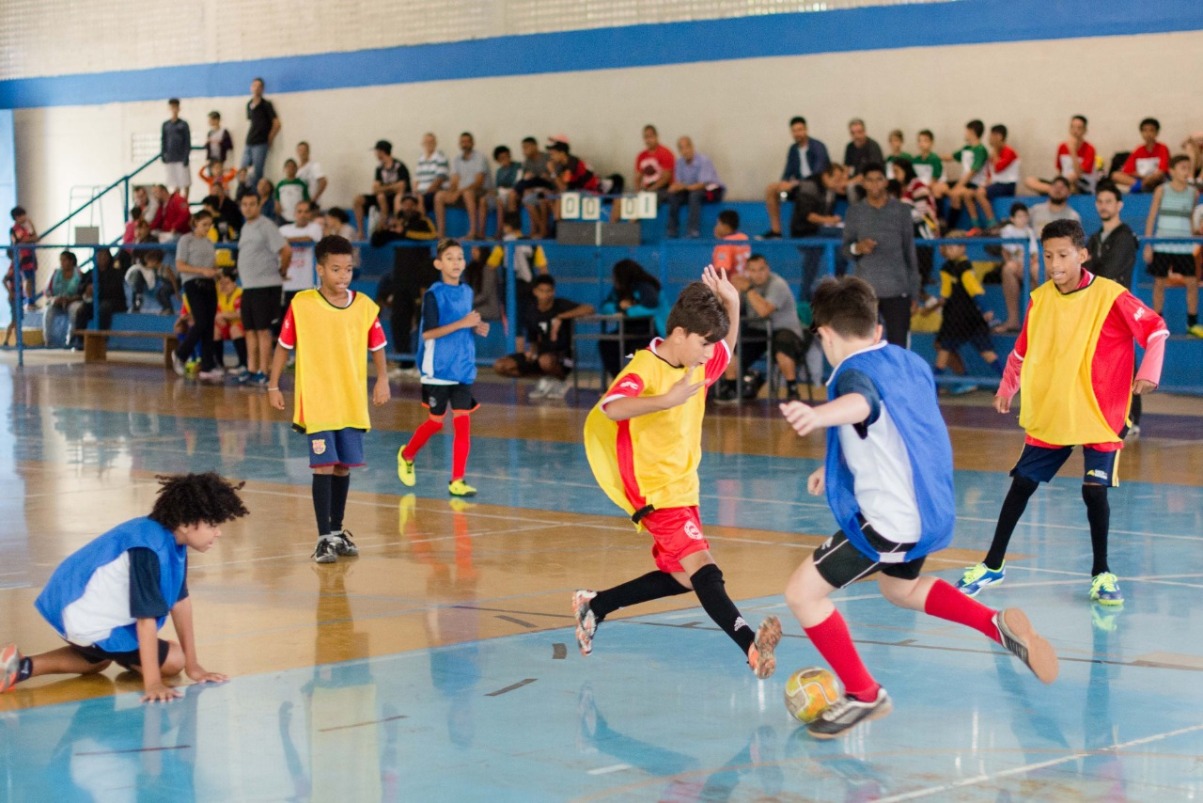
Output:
[813, 523, 925, 590]
[502, 351, 572, 376]
[421, 383, 478, 416]
[362, 191, 397, 210]
[936, 327, 994, 354]
[1148, 252, 1195, 279]
[1012, 443, 1120, 487]
[740, 327, 808, 368]
[70, 639, 171, 670]
[241, 286, 282, 331]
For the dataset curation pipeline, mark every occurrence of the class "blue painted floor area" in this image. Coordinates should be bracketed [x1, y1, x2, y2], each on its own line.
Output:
[5, 399, 1203, 799]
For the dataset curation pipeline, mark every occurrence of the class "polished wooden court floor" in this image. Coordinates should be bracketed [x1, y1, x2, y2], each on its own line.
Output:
[2, 354, 1202, 801]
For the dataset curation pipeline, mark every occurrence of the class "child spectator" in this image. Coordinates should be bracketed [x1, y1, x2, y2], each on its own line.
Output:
[994, 203, 1040, 333]
[493, 274, 594, 399]
[1111, 117, 1171, 193]
[205, 111, 234, 170]
[779, 276, 1057, 739]
[199, 159, 237, 194]
[973, 124, 1020, 226]
[126, 248, 175, 313]
[1, 473, 248, 702]
[486, 145, 521, 238]
[487, 212, 548, 322]
[1026, 114, 1098, 196]
[268, 235, 390, 564]
[711, 209, 751, 277]
[1143, 154, 1202, 337]
[8, 206, 38, 309]
[883, 129, 912, 175]
[576, 268, 782, 677]
[215, 268, 247, 373]
[598, 259, 664, 381]
[397, 239, 490, 497]
[274, 159, 310, 224]
[930, 234, 1003, 393]
[944, 120, 989, 230]
[911, 129, 945, 197]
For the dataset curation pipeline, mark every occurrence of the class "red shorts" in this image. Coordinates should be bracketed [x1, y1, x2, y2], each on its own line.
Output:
[643, 506, 710, 573]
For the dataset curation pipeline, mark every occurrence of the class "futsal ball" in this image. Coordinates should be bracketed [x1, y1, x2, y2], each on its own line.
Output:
[784, 667, 841, 723]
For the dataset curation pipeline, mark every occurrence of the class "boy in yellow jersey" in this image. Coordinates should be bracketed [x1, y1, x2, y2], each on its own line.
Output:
[576, 266, 783, 678]
[268, 235, 391, 564]
[956, 219, 1168, 604]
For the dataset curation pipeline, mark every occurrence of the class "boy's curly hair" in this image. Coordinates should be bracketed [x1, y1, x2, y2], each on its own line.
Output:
[666, 281, 729, 344]
[148, 473, 249, 532]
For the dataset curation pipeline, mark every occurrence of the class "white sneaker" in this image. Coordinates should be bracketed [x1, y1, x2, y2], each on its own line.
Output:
[545, 378, 569, 399]
[171, 352, 186, 376]
[529, 377, 552, 398]
[197, 368, 225, 383]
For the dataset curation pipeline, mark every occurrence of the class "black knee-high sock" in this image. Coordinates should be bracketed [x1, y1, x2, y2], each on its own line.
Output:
[1082, 484, 1111, 576]
[591, 571, 689, 622]
[312, 474, 333, 537]
[1130, 393, 1142, 427]
[984, 475, 1040, 570]
[690, 564, 755, 654]
[330, 473, 351, 532]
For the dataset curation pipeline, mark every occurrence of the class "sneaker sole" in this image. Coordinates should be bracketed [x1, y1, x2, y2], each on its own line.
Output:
[1, 643, 20, 693]
[449, 487, 477, 497]
[999, 608, 1059, 684]
[808, 696, 894, 740]
[751, 616, 783, 679]
[1092, 595, 1125, 607]
[572, 591, 596, 657]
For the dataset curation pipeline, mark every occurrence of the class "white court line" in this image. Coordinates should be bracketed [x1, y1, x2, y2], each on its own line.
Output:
[876, 721, 1203, 801]
[586, 764, 632, 776]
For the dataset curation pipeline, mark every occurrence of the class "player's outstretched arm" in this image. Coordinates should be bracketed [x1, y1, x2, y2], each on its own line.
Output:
[171, 596, 227, 686]
[701, 265, 741, 351]
[779, 393, 871, 437]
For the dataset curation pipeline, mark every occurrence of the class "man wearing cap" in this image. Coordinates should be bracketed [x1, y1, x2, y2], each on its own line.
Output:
[161, 98, 192, 199]
[353, 140, 410, 239]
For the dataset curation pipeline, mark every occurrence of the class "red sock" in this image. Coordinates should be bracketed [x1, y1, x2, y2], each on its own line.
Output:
[803, 609, 879, 702]
[451, 414, 471, 481]
[402, 417, 444, 461]
[924, 578, 1001, 643]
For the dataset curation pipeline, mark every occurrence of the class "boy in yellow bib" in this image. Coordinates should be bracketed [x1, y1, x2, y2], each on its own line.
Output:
[957, 219, 1167, 605]
[575, 266, 782, 678]
[268, 235, 391, 564]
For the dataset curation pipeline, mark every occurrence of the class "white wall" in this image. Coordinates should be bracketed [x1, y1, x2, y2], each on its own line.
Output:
[14, 28, 1203, 280]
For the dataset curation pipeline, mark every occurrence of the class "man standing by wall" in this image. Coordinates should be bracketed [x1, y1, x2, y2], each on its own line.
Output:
[842, 163, 919, 347]
[161, 99, 191, 199]
[242, 78, 280, 183]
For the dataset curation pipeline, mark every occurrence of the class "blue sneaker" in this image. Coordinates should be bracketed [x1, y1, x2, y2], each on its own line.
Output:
[955, 562, 1005, 597]
[1090, 573, 1124, 606]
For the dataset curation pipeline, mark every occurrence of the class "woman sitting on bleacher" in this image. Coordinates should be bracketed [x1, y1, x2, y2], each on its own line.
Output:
[597, 259, 664, 381]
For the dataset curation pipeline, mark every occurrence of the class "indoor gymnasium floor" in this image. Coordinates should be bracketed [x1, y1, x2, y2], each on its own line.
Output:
[2, 357, 1202, 801]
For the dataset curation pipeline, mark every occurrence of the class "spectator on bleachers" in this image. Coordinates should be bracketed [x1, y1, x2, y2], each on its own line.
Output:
[930, 235, 1002, 393]
[912, 129, 945, 197]
[206, 181, 243, 235]
[762, 116, 831, 239]
[353, 140, 409, 239]
[994, 202, 1039, 333]
[487, 211, 547, 322]
[414, 132, 450, 214]
[149, 185, 190, 242]
[485, 145, 521, 238]
[205, 111, 234, 171]
[198, 159, 236, 195]
[711, 209, 751, 277]
[1111, 117, 1170, 193]
[42, 251, 83, 348]
[547, 141, 622, 228]
[597, 259, 662, 380]
[944, 120, 990, 230]
[236, 193, 291, 385]
[974, 124, 1020, 226]
[436, 132, 490, 239]
[133, 185, 159, 227]
[842, 162, 919, 347]
[274, 160, 309, 224]
[510, 136, 555, 237]
[257, 177, 276, 222]
[295, 141, 327, 209]
[242, 78, 280, 182]
[1143, 154, 1202, 337]
[124, 247, 171, 313]
[793, 164, 850, 298]
[73, 248, 127, 335]
[280, 200, 324, 316]
[665, 136, 724, 239]
[884, 129, 912, 175]
[465, 246, 502, 322]
[323, 208, 359, 267]
[371, 195, 438, 362]
[1029, 176, 1081, 236]
[844, 118, 884, 183]
[1025, 114, 1098, 196]
[494, 274, 594, 398]
[160, 99, 191, 199]
[633, 124, 675, 197]
[173, 211, 222, 381]
[716, 254, 808, 402]
[8, 205, 37, 309]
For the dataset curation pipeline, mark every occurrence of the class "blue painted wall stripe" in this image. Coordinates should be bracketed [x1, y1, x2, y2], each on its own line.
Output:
[3, 0, 1202, 109]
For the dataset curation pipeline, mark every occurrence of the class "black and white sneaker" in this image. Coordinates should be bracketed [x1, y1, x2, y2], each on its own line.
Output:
[312, 537, 338, 565]
[332, 530, 359, 557]
[807, 688, 893, 739]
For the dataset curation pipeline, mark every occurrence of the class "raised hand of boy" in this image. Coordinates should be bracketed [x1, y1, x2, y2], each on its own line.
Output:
[701, 264, 739, 309]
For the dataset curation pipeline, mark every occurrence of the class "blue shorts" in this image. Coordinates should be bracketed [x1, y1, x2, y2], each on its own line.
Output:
[985, 182, 1017, 200]
[308, 428, 366, 469]
[1011, 443, 1119, 487]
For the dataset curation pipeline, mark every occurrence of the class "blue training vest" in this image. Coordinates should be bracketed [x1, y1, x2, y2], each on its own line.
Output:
[825, 344, 956, 562]
[35, 517, 188, 652]
[417, 281, 477, 385]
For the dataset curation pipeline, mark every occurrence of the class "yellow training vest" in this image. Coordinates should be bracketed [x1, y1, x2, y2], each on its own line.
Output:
[1019, 275, 1125, 445]
[584, 348, 710, 521]
[291, 290, 381, 434]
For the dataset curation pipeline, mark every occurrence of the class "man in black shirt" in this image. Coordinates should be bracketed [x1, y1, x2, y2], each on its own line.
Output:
[792, 164, 850, 298]
[241, 77, 280, 183]
[161, 99, 191, 199]
[372, 195, 437, 365]
[72, 249, 129, 343]
[844, 118, 885, 188]
[493, 275, 594, 398]
[354, 140, 411, 238]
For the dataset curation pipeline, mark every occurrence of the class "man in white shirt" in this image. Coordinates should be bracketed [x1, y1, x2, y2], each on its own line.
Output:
[295, 142, 327, 208]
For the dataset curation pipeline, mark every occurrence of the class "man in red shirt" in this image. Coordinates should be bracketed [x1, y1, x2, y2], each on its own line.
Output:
[150, 184, 191, 240]
[1025, 115, 1098, 196]
[633, 125, 675, 197]
[1110, 117, 1171, 193]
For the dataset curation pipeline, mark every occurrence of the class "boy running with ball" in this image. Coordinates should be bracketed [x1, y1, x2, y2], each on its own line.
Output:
[780, 276, 1058, 739]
